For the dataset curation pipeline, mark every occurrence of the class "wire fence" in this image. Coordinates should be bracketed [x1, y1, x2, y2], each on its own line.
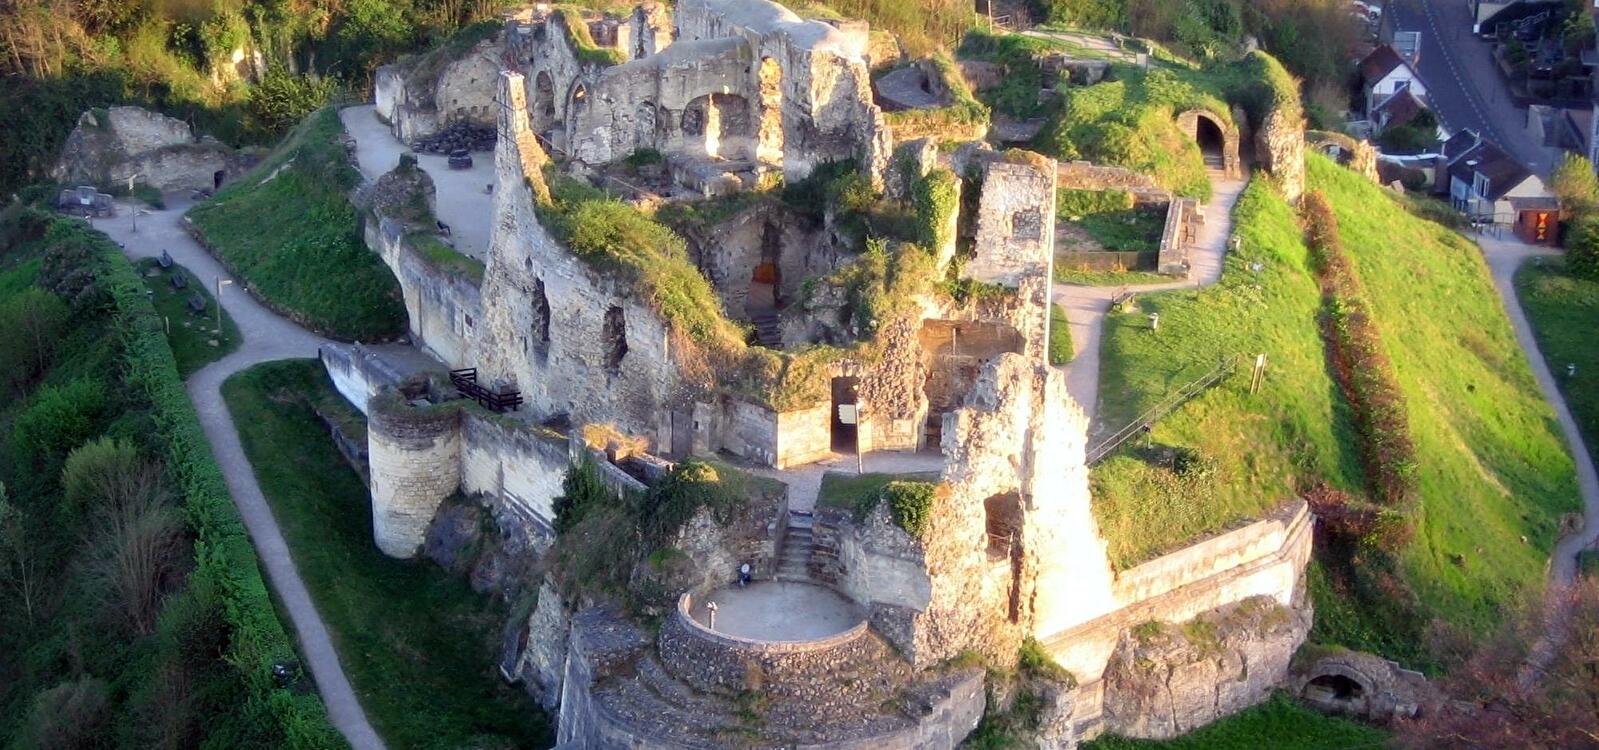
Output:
[1086, 355, 1239, 465]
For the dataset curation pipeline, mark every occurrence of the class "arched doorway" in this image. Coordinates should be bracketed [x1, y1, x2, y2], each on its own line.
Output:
[635, 99, 658, 151]
[1303, 673, 1369, 715]
[1194, 115, 1225, 170]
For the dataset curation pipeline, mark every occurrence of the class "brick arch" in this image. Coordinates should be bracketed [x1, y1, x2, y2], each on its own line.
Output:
[1175, 109, 1242, 179]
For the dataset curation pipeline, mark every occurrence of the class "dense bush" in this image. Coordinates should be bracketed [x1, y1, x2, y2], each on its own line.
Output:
[12, 379, 108, 465]
[0, 286, 70, 388]
[1302, 191, 1417, 512]
[882, 480, 938, 538]
[1567, 214, 1599, 280]
[552, 455, 614, 535]
[913, 168, 960, 251]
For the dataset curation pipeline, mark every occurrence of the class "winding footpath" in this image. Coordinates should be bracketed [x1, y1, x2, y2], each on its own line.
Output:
[94, 199, 388, 750]
[1476, 236, 1599, 686]
[1053, 172, 1248, 426]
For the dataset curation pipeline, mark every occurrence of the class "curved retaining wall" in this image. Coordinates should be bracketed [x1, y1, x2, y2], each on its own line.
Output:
[659, 592, 890, 703]
[367, 394, 462, 557]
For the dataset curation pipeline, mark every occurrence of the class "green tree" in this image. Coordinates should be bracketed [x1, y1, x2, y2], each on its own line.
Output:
[0, 486, 44, 628]
[12, 379, 107, 464]
[1568, 213, 1599, 281]
[0, 287, 69, 388]
[248, 71, 339, 135]
[1552, 152, 1599, 219]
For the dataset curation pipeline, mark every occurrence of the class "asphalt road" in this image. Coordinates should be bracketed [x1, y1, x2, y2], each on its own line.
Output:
[1385, 0, 1551, 175]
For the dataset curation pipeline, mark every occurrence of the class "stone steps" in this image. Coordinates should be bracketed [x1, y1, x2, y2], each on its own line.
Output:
[751, 311, 782, 349]
[776, 510, 816, 582]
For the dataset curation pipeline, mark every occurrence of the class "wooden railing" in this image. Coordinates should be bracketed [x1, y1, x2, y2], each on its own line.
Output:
[450, 368, 524, 413]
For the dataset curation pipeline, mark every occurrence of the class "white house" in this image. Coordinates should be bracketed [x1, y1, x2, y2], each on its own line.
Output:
[1360, 45, 1429, 121]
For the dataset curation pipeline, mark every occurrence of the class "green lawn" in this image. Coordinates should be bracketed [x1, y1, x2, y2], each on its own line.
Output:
[189, 108, 405, 341]
[817, 470, 940, 515]
[1308, 154, 1579, 638]
[222, 359, 551, 750]
[1083, 693, 1386, 750]
[1055, 267, 1169, 286]
[134, 257, 240, 377]
[1515, 258, 1599, 476]
[1092, 176, 1361, 569]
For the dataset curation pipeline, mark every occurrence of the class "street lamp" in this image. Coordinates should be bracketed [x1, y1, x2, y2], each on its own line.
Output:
[216, 277, 233, 332]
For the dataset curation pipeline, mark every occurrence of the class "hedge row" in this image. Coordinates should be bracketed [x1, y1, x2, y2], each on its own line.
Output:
[1301, 191, 1417, 511]
[77, 220, 344, 748]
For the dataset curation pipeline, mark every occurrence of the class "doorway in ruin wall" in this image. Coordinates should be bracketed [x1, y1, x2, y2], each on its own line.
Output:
[535, 71, 556, 126]
[830, 376, 860, 453]
[757, 57, 785, 166]
[917, 320, 1024, 450]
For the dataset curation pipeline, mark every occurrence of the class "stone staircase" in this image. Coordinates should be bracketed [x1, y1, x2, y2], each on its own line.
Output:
[750, 310, 782, 349]
[776, 510, 814, 582]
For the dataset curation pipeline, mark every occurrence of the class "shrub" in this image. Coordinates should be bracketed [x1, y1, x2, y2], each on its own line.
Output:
[552, 455, 613, 534]
[21, 678, 113, 750]
[89, 495, 187, 635]
[882, 480, 938, 538]
[1302, 191, 1417, 511]
[38, 234, 106, 310]
[1556, 153, 1599, 220]
[62, 436, 164, 515]
[13, 379, 108, 465]
[1569, 213, 1599, 281]
[248, 71, 340, 135]
[912, 168, 960, 251]
[0, 286, 69, 386]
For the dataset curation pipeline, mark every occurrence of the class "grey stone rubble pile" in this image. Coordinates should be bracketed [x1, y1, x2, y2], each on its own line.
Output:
[411, 120, 496, 154]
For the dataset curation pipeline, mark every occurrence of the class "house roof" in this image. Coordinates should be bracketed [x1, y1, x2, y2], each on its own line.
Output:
[1374, 88, 1428, 129]
[1360, 44, 1411, 83]
[1446, 137, 1536, 201]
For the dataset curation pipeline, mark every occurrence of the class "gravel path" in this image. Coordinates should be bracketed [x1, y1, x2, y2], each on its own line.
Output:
[1476, 235, 1599, 686]
[94, 200, 388, 750]
[1052, 173, 1247, 428]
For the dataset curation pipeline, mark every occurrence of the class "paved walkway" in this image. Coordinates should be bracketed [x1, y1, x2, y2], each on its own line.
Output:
[1052, 173, 1248, 427]
[340, 105, 497, 261]
[94, 200, 387, 750]
[1476, 236, 1599, 686]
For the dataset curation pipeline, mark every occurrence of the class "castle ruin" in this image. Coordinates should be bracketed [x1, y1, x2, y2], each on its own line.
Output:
[326, 2, 1316, 746]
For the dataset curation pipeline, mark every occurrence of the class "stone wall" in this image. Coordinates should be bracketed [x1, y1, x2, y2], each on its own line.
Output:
[475, 71, 680, 447]
[965, 156, 1056, 364]
[1174, 109, 1243, 180]
[320, 342, 409, 414]
[1308, 130, 1379, 184]
[461, 413, 569, 542]
[376, 35, 505, 143]
[368, 394, 464, 558]
[364, 215, 481, 366]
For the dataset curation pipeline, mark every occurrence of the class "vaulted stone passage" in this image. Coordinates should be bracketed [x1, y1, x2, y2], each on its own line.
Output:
[535, 71, 555, 122]
[602, 306, 627, 371]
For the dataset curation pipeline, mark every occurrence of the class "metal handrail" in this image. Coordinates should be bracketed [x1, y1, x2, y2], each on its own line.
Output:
[1086, 355, 1238, 464]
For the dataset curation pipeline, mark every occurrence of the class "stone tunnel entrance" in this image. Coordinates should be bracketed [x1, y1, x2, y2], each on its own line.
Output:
[1177, 109, 1236, 176]
[1303, 673, 1368, 715]
[1194, 115, 1225, 170]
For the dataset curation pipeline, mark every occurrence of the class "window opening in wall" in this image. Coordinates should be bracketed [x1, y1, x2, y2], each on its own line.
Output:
[536, 71, 556, 120]
[602, 306, 627, 371]
[984, 492, 1025, 622]
[531, 278, 551, 353]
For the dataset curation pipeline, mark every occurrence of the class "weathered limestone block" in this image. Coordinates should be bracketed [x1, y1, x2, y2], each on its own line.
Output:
[1256, 106, 1306, 203]
[508, 580, 572, 710]
[1099, 596, 1311, 739]
[52, 106, 243, 192]
[377, 34, 505, 143]
[367, 394, 463, 558]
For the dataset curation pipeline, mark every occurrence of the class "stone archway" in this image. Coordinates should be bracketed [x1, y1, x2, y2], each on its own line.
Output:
[1175, 109, 1241, 179]
[635, 99, 659, 151]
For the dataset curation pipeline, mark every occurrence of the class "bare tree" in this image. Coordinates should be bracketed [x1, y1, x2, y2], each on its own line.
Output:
[0, 486, 43, 628]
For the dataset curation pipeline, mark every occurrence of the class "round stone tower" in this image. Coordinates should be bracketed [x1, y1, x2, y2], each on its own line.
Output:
[367, 393, 463, 558]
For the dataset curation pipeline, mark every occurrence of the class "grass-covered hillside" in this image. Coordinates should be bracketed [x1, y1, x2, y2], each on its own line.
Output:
[189, 106, 406, 341]
[1516, 259, 1599, 475]
[1309, 155, 1579, 631]
[1093, 154, 1581, 662]
[1093, 176, 1360, 568]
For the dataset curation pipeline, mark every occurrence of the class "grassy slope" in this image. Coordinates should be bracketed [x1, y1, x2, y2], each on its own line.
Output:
[1083, 694, 1386, 750]
[222, 360, 550, 750]
[1092, 177, 1360, 568]
[189, 107, 405, 341]
[134, 257, 241, 378]
[1515, 259, 1599, 475]
[1309, 155, 1579, 633]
